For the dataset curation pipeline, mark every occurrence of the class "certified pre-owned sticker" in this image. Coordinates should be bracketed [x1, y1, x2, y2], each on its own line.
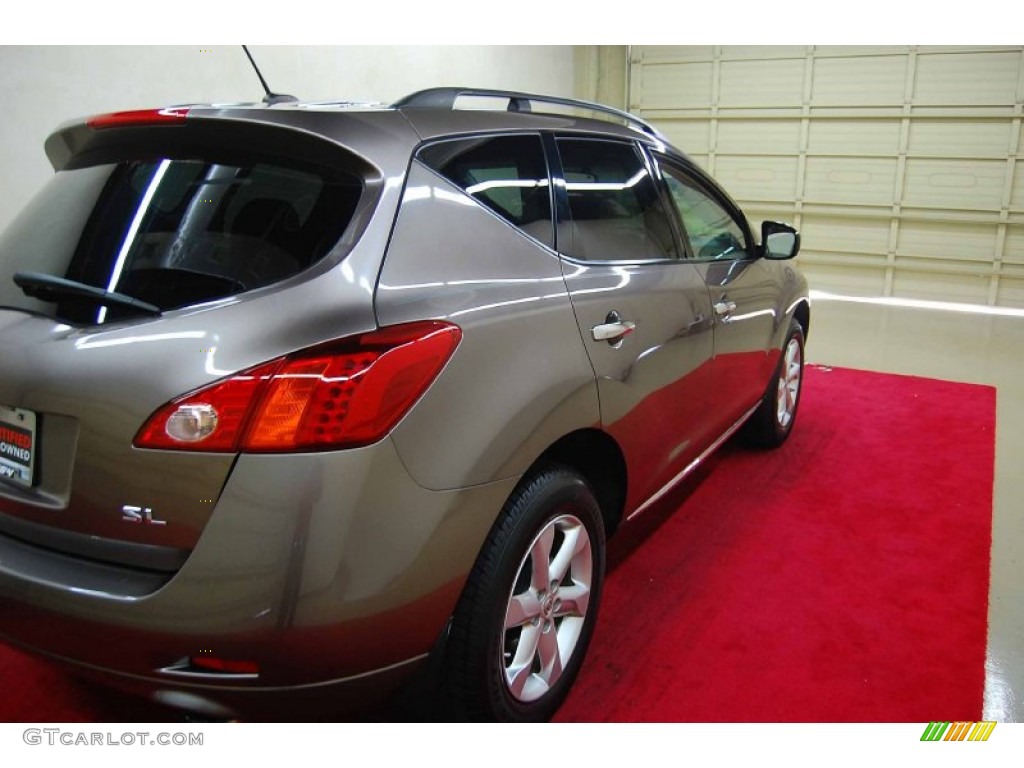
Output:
[0, 406, 36, 486]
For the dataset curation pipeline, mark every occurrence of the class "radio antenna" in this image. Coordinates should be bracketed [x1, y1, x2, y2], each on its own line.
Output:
[242, 45, 298, 105]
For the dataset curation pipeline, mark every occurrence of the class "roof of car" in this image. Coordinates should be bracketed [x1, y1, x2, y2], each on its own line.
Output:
[182, 86, 672, 146]
[46, 89, 684, 176]
[175, 87, 663, 136]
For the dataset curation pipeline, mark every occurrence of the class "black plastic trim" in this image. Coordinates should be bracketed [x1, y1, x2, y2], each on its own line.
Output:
[0, 511, 189, 573]
[0, 529, 173, 599]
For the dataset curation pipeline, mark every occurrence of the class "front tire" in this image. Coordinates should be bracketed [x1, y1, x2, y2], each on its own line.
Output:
[744, 319, 805, 448]
[442, 466, 606, 721]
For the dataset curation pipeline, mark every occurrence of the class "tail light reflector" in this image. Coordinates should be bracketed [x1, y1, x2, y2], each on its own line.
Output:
[134, 321, 461, 453]
[187, 656, 259, 676]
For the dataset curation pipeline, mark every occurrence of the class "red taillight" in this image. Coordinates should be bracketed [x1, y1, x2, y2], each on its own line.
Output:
[133, 359, 282, 452]
[188, 656, 259, 675]
[134, 321, 461, 453]
[87, 107, 190, 130]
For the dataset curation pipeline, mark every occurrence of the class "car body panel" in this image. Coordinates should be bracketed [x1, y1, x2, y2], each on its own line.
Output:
[376, 160, 599, 490]
[696, 257, 788, 436]
[0, 438, 516, 688]
[559, 258, 715, 513]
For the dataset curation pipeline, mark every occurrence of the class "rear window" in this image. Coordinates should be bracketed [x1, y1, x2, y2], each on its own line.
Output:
[0, 153, 362, 325]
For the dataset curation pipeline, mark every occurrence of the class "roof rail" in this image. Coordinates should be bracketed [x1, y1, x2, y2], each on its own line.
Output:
[393, 87, 664, 139]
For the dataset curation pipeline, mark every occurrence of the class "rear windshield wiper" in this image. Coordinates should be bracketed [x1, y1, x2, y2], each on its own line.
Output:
[13, 272, 161, 316]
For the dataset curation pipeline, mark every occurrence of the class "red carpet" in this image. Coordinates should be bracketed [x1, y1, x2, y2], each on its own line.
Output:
[556, 365, 996, 722]
[0, 367, 997, 722]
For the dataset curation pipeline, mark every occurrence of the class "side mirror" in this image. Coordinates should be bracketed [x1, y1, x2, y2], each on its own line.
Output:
[761, 221, 800, 260]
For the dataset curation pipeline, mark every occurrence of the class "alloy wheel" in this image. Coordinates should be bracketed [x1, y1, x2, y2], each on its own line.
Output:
[775, 336, 802, 429]
[501, 513, 593, 703]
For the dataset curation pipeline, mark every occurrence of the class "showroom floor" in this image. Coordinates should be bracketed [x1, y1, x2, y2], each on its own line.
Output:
[806, 293, 1024, 722]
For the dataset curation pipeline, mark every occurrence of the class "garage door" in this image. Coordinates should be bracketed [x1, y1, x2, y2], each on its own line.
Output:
[628, 46, 1024, 308]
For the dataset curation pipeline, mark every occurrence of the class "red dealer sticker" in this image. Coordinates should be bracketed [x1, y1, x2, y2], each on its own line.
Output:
[0, 405, 36, 488]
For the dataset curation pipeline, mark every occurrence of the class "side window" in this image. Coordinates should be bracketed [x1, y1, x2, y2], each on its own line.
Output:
[417, 134, 553, 248]
[556, 139, 679, 262]
[660, 163, 749, 261]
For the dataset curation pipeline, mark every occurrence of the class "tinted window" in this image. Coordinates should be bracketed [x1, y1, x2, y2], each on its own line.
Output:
[660, 163, 748, 261]
[556, 139, 678, 262]
[418, 135, 553, 247]
[0, 155, 362, 325]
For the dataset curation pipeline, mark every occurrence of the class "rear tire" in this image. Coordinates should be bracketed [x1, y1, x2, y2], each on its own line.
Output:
[744, 319, 805, 448]
[442, 466, 605, 721]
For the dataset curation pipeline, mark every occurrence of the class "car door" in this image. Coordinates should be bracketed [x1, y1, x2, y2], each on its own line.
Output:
[654, 155, 781, 436]
[550, 136, 715, 514]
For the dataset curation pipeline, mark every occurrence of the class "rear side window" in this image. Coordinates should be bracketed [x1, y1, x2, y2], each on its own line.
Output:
[417, 135, 553, 248]
[0, 153, 362, 325]
[556, 138, 678, 262]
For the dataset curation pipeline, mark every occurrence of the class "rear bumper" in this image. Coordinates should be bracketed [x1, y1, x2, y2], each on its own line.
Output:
[0, 438, 516, 716]
[0, 631, 428, 720]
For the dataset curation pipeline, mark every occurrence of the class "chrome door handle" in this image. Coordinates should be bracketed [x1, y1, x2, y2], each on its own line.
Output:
[714, 301, 737, 319]
[591, 320, 636, 342]
[592, 310, 636, 345]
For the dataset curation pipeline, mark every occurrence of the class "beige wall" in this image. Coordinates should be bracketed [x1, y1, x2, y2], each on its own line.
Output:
[0, 45, 575, 232]
[626, 46, 1024, 308]
[573, 46, 628, 109]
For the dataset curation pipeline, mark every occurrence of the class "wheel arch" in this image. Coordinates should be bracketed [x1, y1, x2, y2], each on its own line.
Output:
[523, 428, 627, 538]
[792, 299, 810, 339]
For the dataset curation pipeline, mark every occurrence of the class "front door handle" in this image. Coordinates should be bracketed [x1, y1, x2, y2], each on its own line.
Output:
[592, 321, 636, 342]
[591, 310, 636, 343]
[714, 300, 737, 321]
